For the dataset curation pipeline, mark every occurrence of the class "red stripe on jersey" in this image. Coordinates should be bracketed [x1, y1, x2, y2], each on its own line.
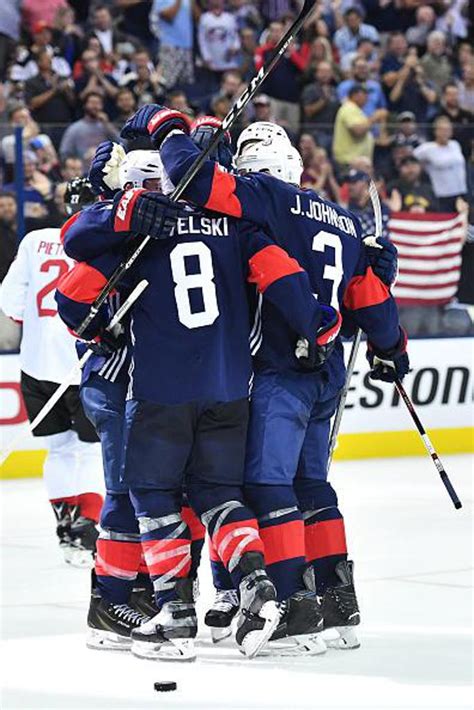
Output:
[57, 262, 108, 304]
[95, 539, 142, 578]
[205, 165, 242, 217]
[142, 538, 191, 577]
[60, 212, 81, 245]
[113, 188, 146, 232]
[259, 520, 305, 565]
[248, 245, 304, 293]
[77, 492, 103, 522]
[208, 537, 220, 562]
[343, 266, 390, 311]
[181, 506, 205, 541]
[305, 518, 348, 562]
[212, 519, 264, 568]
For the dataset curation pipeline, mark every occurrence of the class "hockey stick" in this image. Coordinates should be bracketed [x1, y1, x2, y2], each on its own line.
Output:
[394, 379, 462, 509]
[327, 181, 382, 470]
[75, 0, 317, 337]
[0, 279, 149, 468]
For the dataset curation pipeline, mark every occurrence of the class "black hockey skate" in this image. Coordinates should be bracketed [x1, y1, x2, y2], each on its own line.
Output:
[266, 590, 327, 657]
[235, 552, 282, 659]
[129, 583, 159, 618]
[131, 578, 198, 661]
[87, 590, 151, 651]
[205, 589, 239, 643]
[321, 560, 361, 649]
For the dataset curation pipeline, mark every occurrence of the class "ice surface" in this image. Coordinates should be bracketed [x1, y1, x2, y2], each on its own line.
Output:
[1, 455, 472, 710]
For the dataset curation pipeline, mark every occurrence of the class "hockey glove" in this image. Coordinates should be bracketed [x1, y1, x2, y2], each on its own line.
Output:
[296, 305, 342, 370]
[88, 141, 126, 198]
[87, 323, 125, 358]
[191, 116, 233, 171]
[367, 327, 409, 382]
[120, 104, 191, 148]
[363, 235, 398, 287]
[113, 189, 182, 239]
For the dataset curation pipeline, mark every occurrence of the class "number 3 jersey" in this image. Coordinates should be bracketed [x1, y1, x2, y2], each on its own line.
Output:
[56, 199, 326, 406]
[0, 228, 81, 384]
[160, 134, 403, 373]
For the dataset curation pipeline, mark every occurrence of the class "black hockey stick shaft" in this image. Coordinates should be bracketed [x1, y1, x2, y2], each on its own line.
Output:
[75, 0, 317, 337]
[395, 378, 462, 510]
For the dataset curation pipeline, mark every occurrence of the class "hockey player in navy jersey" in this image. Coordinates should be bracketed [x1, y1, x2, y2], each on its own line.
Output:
[119, 105, 409, 650]
[55, 149, 342, 659]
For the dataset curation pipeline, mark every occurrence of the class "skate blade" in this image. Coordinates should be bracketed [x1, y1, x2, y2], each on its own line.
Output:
[265, 633, 327, 657]
[63, 546, 94, 568]
[132, 638, 196, 662]
[324, 626, 360, 650]
[210, 626, 232, 643]
[86, 628, 132, 652]
[240, 601, 282, 660]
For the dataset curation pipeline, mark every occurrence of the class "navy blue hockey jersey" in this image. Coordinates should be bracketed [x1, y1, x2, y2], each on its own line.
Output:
[56, 197, 328, 405]
[160, 134, 402, 376]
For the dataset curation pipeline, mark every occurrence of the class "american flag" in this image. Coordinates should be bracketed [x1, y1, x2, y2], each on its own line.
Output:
[389, 212, 467, 306]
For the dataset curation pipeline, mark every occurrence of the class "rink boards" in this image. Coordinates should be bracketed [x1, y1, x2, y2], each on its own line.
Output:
[0, 337, 472, 478]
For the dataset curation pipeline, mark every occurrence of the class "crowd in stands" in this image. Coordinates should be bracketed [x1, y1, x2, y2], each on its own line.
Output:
[0, 0, 472, 338]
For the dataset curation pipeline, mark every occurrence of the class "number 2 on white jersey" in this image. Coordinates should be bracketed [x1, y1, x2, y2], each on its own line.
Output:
[312, 231, 343, 309]
[170, 242, 219, 329]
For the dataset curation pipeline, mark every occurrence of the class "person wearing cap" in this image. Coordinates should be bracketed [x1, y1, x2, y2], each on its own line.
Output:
[333, 7, 379, 60]
[252, 94, 274, 124]
[387, 155, 439, 212]
[345, 168, 390, 238]
[332, 84, 387, 169]
[28, 20, 71, 79]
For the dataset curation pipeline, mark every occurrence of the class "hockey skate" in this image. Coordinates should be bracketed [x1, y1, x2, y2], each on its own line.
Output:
[131, 579, 198, 662]
[129, 584, 159, 618]
[87, 590, 151, 651]
[205, 589, 239, 643]
[66, 512, 99, 568]
[266, 590, 327, 657]
[321, 560, 361, 650]
[235, 552, 282, 659]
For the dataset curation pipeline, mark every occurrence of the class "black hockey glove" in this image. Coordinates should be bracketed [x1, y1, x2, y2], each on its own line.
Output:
[112, 190, 182, 239]
[363, 235, 398, 287]
[367, 327, 410, 382]
[191, 116, 233, 171]
[296, 305, 342, 370]
[87, 324, 125, 358]
[120, 104, 192, 148]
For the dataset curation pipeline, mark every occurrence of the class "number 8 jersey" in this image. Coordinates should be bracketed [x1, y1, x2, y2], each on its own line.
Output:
[0, 228, 81, 384]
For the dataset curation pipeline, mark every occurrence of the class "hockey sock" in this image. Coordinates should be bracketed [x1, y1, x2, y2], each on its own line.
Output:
[295, 480, 348, 595]
[245, 484, 306, 601]
[208, 537, 235, 591]
[77, 492, 103, 522]
[130, 488, 191, 608]
[181, 505, 205, 580]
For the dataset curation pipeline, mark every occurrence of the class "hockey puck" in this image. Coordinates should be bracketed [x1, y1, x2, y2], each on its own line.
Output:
[154, 681, 177, 692]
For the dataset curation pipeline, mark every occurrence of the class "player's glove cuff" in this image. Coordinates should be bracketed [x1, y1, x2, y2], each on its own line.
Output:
[363, 235, 398, 287]
[296, 305, 342, 370]
[367, 327, 409, 382]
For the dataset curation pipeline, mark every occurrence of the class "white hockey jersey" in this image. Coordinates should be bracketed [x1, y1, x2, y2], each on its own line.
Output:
[0, 228, 81, 384]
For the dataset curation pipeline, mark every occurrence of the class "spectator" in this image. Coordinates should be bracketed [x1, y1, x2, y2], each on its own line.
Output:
[114, 87, 138, 124]
[238, 27, 258, 82]
[414, 116, 467, 212]
[73, 35, 114, 79]
[0, 192, 18, 282]
[383, 42, 437, 123]
[61, 156, 84, 181]
[53, 5, 83, 69]
[86, 5, 129, 59]
[340, 37, 379, 77]
[198, 0, 241, 75]
[229, 0, 261, 32]
[0, 1, 20, 81]
[302, 36, 341, 85]
[387, 155, 438, 212]
[332, 84, 387, 169]
[150, 0, 194, 90]
[252, 94, 275, 123]
[405, 5, 436, 50]
[333, 8, 379, 60]
[255, 20, 304, 127]
[59, 91, 119, 159]
[436, 82, 473, 159]
[3, 152, 52, 231]
[74, 49, 119, 117]
[420, 31, 452, 95]
[457, 61, 474, 113]
[20, 21, 72, 80]
[345, 168, 390, 238]
[337, 56, 386, 119]
[301, 61, 340, 152]
[24, 50, 75, 146]
[300, 138, 340, 202]
[391, 111, 423, 150]
[1, 105, 57, 180]
[120, 50, 164, 106]
[115, 0, 155, 49]
[167, 89, 193, 116]
[21, 0, 68, 34]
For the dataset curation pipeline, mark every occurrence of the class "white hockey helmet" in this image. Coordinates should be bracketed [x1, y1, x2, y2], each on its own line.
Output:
[119, 150, 163, 190]
[235, 140, 303, 185]
[235, 121, 291, 159]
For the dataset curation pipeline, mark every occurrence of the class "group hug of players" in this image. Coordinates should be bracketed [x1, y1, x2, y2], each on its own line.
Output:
[3, 105, 409, 661]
